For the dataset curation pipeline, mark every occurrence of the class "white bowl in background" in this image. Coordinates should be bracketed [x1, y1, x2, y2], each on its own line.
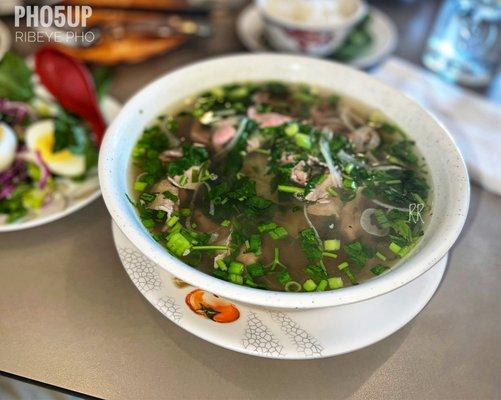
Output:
[256, 0, 368, 56]
[99, 54, 469, 310]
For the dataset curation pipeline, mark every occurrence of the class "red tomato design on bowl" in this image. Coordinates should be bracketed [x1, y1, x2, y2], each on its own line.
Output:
[185, 289, 240, 323]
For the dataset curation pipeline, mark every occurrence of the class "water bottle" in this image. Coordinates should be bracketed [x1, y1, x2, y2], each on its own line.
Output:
[423, 0, 501, 87]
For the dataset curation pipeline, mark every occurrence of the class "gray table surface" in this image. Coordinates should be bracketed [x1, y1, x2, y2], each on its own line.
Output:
[1, 1, 500, 399]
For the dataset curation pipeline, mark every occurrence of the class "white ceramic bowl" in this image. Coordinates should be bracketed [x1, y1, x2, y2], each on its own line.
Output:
[99, 54, 469, 310]
[256, 0, 368, 56]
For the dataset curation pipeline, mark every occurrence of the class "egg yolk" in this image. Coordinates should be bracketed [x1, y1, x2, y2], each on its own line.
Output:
[35, 131, 77, 163]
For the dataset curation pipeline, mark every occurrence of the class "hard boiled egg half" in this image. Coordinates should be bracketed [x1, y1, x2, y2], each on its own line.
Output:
[0, 122, 17, 173]
[25, 120, 85, 177]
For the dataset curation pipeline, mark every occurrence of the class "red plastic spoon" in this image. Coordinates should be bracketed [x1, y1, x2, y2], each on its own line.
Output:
[34, 46, 106, 145]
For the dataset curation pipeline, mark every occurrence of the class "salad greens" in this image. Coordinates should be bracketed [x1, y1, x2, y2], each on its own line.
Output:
[0, 52, 109, 224]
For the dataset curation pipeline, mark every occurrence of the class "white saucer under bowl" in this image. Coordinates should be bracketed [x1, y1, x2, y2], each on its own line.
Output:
[112, 221, 447, 359]
[237, 5, 397, 69]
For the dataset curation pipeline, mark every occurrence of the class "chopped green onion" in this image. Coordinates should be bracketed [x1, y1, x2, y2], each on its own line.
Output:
[284, 281, 302, 292]
[141, 218, 155, 229]
[247, 263, 265, 277]
[191, 245, 229, 251]
[343, 178, 357, 190]
[180, 208, 191, 216]
[324, 239, 340, 251]
[134, 181, 148, 191]
[326, 187, 338, 197]
[303, 279, 317, 292]
[285, 123, 299, 136]
[139, 192, 156, 203]
[371, 264, 390, 276]
[387, 155, 405, 166]
[389, 242, 402, 254]
[169, 222, 182, 234]
[294, 133, 312, 149]
[228, 261, 245, 275]
[316, 279, 328, 292]
[344, 163, 354, 174]
[322, 252, 338, 259]
[244, 277, 257, 288]
[216, 259, 227, 271]
[269, 226, 288, 240]
[337, 261, 349, 270]
[277, 270, 292, 285]
[258, 222, 277, 233]
[399, 246, 412, 257]
[328, 277, 343, 289]
[386, 179, 401, 185]
[191, 168, 200, 183]
[344, 267, 358, 285]
[162, 191, 179, 202]
[277, 185, 305, 195]
[166, 232, 191, 256]
[269, 247, 286, 271]
[221, 219, 231, 227]
[229, 274, 243, 285]
[249, 234, 262, 254]
[253, 148, 271, 155]
[167, 215, 179, 228]
[376, 251, 387, 261]
[179, 175, 188, 187]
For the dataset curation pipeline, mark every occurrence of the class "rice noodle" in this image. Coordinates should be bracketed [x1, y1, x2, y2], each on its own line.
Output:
[160, 118, 180, 147]
[339, 106, 364, 130]
[319, 136, 342, 187]
[303, 205, 321, 243]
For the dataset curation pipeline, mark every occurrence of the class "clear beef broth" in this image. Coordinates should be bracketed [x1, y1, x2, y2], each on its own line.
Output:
[131, 82, 430, 292]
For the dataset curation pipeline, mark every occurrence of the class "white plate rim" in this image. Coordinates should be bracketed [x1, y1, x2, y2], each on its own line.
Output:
[0, 96, 121, 232]
[236, 4, 398, 69]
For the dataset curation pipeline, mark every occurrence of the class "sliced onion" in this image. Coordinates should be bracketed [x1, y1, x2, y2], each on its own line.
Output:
[337, 149, 365, 168]
[372, 199, 408, 212]
[38, 192, 67, 216]
[373, 165, 403, 171]
[34, 151, 50, 189]
[360, 208, 389, 237]
[0, 99, 32, 124]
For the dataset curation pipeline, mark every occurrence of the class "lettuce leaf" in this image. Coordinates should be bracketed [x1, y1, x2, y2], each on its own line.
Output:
[0, 52, 34, 102]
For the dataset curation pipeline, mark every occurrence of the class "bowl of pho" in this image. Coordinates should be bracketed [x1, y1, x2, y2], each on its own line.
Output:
[99, 54, 469, 309]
